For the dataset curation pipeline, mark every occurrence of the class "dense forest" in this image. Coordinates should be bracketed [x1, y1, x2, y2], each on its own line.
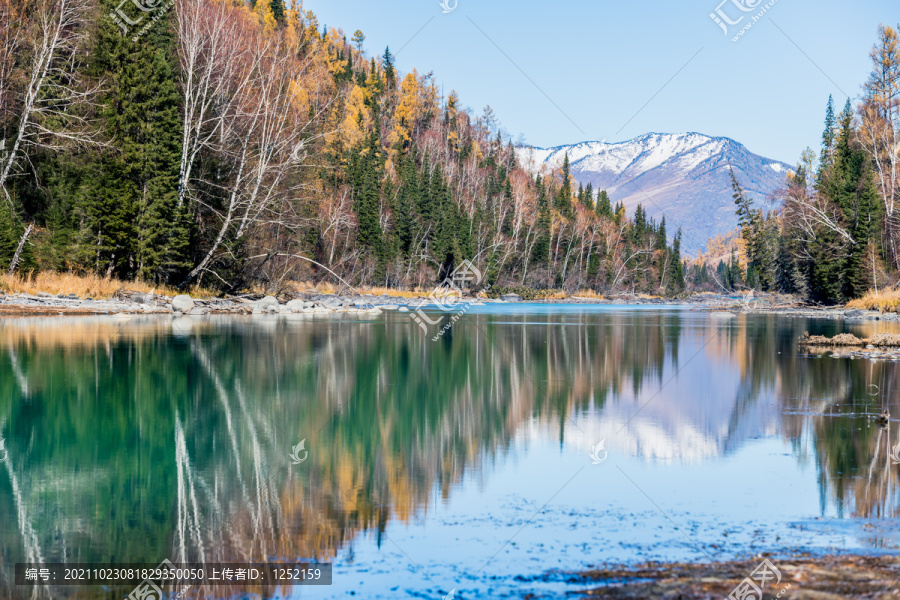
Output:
[691, 25, 900, 305]
[0, 0, 686, 294]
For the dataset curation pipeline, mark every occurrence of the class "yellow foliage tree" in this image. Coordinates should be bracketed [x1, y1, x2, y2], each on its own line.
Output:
[702, 228, 743, 266]
[341, 84, 372, 149]
[471, 140, 482, 161]
[288, 79, 310, 115]
[284, 5, 305, 51]
[446, 90, 460, 151]
[323, 28, 347, 76]
[254, 0, 276, 32]
[389, 72, 421, 148]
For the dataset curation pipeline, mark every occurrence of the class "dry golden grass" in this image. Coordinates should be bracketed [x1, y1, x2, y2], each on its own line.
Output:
[361, 285, 428, 298]
[287, 281, 429, 298]
[845, 289, 900, 311]
[572, 289, 605, 299]
[543, 290, 570, 300]
[0, 272, 210, 299]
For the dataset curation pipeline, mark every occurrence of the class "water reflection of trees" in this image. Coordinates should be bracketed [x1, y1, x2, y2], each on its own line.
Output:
[0, 312, 898, 597]
[710, 315, 900, 521]
[0, 313, 683, 597]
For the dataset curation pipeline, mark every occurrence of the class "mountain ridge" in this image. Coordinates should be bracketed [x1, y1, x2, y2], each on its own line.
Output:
[516, 132, 794, 255]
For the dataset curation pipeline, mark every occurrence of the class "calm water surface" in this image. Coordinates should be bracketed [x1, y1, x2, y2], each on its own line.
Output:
[1, 305, 899, 599]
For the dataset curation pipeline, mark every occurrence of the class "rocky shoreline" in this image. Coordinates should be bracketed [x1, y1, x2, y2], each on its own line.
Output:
[1, 289, 899, 322]
[0, 290, 394, 317]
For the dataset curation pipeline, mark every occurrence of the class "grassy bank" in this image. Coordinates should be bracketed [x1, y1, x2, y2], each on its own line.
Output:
[0, 272, 211, 299]
[1, 272, 627, 302]
[845, 288, 900, 312]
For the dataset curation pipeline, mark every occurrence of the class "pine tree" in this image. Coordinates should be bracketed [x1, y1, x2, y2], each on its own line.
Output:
[755, 214, 778, 291]
[351, 132, 384, 252]
[78, 0, 138, 276]
[77, 158, 136, 276]
[731, 167, 758, 243]
[554, 152, 573, 218]
[0, 200, 21, 270]
[818, 95, 836, 181]
[135, 43, 191, 283]
[382, 47, 395, 88]
[395, 149, 419, 256]
[269, 0, 284, 24]
[595, 190, 612, 218]
[668, 229, 685, 294]
[582, 182, 594, 210]
[717, 260, 729, 289]
[631, 204, 646, 244]
[728, 249, 742, 290]
[502, 176, 514, 235]
[533, 175, 550, 264]
[730, 165, 768, 289]
[656, 216, 667, 251]
[71, 0, 190, 283]
[337, 49, 353, 83]
[827, 98, 881, 300]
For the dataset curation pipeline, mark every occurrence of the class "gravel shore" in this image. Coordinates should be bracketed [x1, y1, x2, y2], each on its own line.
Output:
[0, 289, 897, 323]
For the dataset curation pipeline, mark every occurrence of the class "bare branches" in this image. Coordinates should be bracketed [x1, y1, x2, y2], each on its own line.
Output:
[781, 176, 855, 250]
[176, 0, 253, 208]
[0, 0, 100, 202]
[181, 2, 322, 285]
[858, 24, 900, 266]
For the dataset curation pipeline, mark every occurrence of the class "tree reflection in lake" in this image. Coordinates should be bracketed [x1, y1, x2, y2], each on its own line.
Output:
[0, 309, 897, 598]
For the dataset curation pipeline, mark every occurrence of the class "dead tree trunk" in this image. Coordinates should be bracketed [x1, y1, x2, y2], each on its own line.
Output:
[8, 222, 33, 274]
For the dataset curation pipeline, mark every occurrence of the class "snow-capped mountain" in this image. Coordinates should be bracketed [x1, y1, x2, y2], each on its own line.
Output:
[516, 133, 793, 255]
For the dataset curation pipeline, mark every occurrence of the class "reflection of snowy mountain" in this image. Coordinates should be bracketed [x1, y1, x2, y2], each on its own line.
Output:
[521, 338, 784, 464]
[517, 133, 793, 254]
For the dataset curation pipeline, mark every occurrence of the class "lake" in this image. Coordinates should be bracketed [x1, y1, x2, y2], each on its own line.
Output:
[1, 305, 898, 599]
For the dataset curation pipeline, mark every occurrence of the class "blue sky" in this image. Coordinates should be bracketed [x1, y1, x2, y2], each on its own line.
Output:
[303, 0, 894, 165]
